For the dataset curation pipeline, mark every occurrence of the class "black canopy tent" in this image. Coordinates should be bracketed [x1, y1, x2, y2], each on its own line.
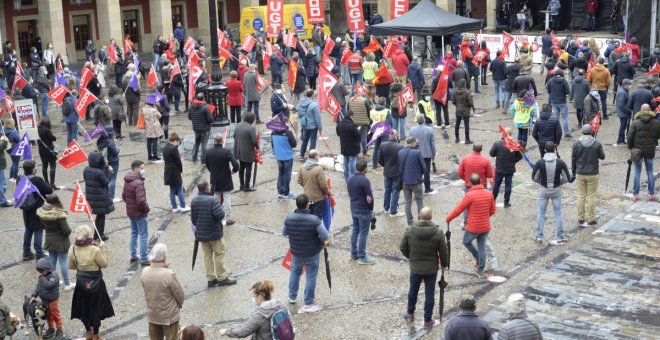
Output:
[369, 0, 484, 37]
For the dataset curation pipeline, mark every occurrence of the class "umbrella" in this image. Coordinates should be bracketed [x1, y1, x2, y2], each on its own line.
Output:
[438, 268, 448, 320]
[432, 159, 438, 174]
[192, 239, 199, 270]
[625, 159, 632, 194]
[324, 247, 332, 292]
[445, 222, 452, 270]
[322, 180, 335, 291]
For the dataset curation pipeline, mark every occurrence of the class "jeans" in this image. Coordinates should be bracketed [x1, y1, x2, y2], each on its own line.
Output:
[239, 161, 253, 189]
[48, 251, 70, 285]
[423, 158, 432, 191]
[192, 130, 210, 163]
[173, 92, 181, 112]
[359, 126, 369, 154]
[272, 73, 282, 85]
[153, 53, 160, 72]
[169, 184, 186, 209]
[462, 231, 488, 273]
[617, 117, 629, 144]
[300, 128, 318, 158]
[471, 74, 480, 93]
[147, 137, 159, 159]
[277, 159, 293, 195]
[492, 173, 513, 204]
[9, 155, 19, 180]
[23, 228, 44, 256]
[383, 176, 401, 214]
[552, 103, 570, 135]
[494, 80, 507, 106]
[372, 137, 384, 168]
[632, 158, 654, 196]
[576, 174, 599, 222]
[480, 65, 488, 84]
[350, 73, 363, 94]
[288, 253, 320, 305]
[108, 161, 119, 198]
[407, 272, 438, 322]
[66, 122, 78, 144]
[455, 116, 470, 141]
[0, 169, 6, 204]
[392, 116, 407, 139]
[587, 13, 597, 31]
[247, 100, 260, 121]
[598, 90, 608, 118]
[40, 92, 49, 117]
[576, 109, 584, 126]
[517, 128, 529, 144]
[403, 183, 424, 225]
[536, 188, 564, 239]
[518, 19, 528, 31]
[309, 200, 325, 220]
[130, 217, 149, 262]
[350, 210, 372, 259]
[343, 155, 356, 180]
[342, 65, 352, 86]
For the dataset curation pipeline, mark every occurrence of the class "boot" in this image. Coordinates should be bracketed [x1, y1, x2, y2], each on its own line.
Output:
[85, 330, 93, 340]
[92, 334, 104, 340]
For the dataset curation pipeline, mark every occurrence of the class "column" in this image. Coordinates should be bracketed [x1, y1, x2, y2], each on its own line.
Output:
[150, 0, 173, 38]
[196, 0, 212, 45]
[239, 0, 259, 6]
[96, 0, 123, 43]
[486, 0, 497, 30]
[37, 0, 67, 57]
[436, 0, 454, 13]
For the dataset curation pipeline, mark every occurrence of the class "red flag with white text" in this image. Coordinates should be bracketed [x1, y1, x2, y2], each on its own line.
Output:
[256, 73, 270, 92]
[147, 65, 158, 87]
[47, 85, 71, 105]
[502, 31, 514, 57]
[340, 47, 353, 66]
[398, 83, 415, 113]
[433, 63, 451, 105]
[57, 59, 64, 74]
[78, 66, 93, 91]
[108, 44, 119, 64]
[345, 0, 365, 33]
[4, 96, 15, 114]
[326, 93, 341, 121]
[184, 36, 196, 56]
[70, 182, 92, 216]
[322, 52, 336, 72]
[288, 60, 298, 88]
[390, 0, 409, 19]
[306, 0, 326, 24]
[74, 88, 98, 119]
[324, 36, 335, 55]
[170, 61, 181, 82]
[58, 140, 88, 169]
[241, 34, 257, 53]
[12, 74, 28, 92]
[263, 41, 273, 71]
[498, 124, 525, 152]
[318, 66, 338, 111]
[123, 38, 134, 57]
[383, 40, 397, 59]
[267, 0, 284, 38]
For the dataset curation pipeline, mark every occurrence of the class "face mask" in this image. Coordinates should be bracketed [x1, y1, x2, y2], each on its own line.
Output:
[275, 90, 282, 94]
[139, 169, 145, 177]
[104, 100, 109, 104]
[251, 297, 257, 306]
[424, 96, 430, 101]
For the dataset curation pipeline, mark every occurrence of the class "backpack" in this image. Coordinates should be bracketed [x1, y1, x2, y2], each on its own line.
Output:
[63, 96, 75, 116]
[270, 306, 294, 340]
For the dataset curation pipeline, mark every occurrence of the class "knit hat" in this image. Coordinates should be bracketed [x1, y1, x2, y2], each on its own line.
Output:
[622, 79, 633, 85]
[506, 293, 527, 315]
[36, 258, 51, 272]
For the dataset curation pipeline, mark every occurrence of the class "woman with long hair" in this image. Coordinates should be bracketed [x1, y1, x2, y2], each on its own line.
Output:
[37, 194, 74, 290]
[37, 117, 59, 189]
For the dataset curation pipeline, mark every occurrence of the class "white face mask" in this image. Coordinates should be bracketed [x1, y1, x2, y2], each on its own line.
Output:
[251, 297, 257, 306]
[425, 96, 431, 101]
[139, 169, 145, 177]
[275, 90, 283, 94]
[104, 100, 109, 104]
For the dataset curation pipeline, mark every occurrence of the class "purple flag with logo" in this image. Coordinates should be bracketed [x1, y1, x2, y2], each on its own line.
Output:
[128, 72, 139, 92]
[366, 120, 392, 147]
[432, 57, 445, 78]
[84, 124, 108, 142]
[13, 175, 42, 208]
[523, 83, 535, 106]
[154, 90, 165, 103]
[55, 73, 67, 86]
[10, 132, 32, 160]
[133, 54, 140, 71]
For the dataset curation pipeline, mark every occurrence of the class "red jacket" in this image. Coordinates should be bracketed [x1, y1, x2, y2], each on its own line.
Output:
[122, 172, 150, 219]
[393, 49, 410, 76]
[445, 185, 496, 234]
[586, 0, 599, 13]
[237, 64, 249, 81]
[458, 152, 494, 187]
[226, 78, 244, 106]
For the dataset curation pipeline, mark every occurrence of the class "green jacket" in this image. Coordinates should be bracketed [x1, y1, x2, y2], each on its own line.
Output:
[37, 204, 72, 253]
[399, 220, 449, 275]
[627, 110, 660, 159]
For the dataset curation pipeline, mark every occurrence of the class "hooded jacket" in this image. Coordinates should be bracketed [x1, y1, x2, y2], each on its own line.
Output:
[627, 110, 660, 158]
[446, 184, 496, 234]
[303, 52, 318, 78]
[570, 75, 591, 110]
[188, 100, 214, 132]
[225, 300, 289, 340]
[587, 64, 612, 91]
[297, 159, 329, 202]
[83, 151, 115, 215]
[510, 99, 537, 129]
[97, 135, 120, 164]
[583, 91, 601, 122]
[616, 87, 633, 118]
[271, 130, 296, 161]
[533, 109, 562, 146]
[546, 75, 570, 104]
[512, 74, 537, 97]
[628, 88, 654, 114]
[451, 80, 473, 117]
[489, 140, 523, 175]
[393, 49, 410, 76]
[612, 56, 636, 83]
[336, 117, 361, 157]
[123, 171, 150, 218]
[505, 64, 522, 92]
[519, 47, 533, 74]
[191, 192, 225, 241]
[32, 258, 60, 302]
[399, 220, 449, 274]
[571, 135, 605, 176]
[407, 62, 424, 87]
[533, 152, 570, 189]
[37, 204, 71, 253]
[297, 97, 322, 131]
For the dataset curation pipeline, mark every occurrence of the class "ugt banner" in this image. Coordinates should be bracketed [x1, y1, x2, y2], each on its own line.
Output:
[345, 0, 365, 33]
[267, 0, 284, 38]
[306, 0, 326, 24]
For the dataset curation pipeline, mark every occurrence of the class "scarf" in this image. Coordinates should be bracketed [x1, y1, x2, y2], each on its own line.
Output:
[75, 238, 95, 247]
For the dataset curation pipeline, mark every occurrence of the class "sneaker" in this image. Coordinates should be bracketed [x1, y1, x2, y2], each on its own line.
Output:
[217, 276, 237, 286]
[475, 272, 487, 279]
[350, 256, 359, 261]
[130, 257, 140, 264]
[299, 305, 322, 313]
[534, 237, 543, 243]
[22, 253, 35, 261]
[503, 203, 511, 208]
[358, 257, 376, 265]
[579, 221, 590, 228]
[172, 207, 181, 213]
[179, 206, 191, 213]
[243, 187, 256, 192]
[8, 178, 16, 183]
[100, 235, 109, 241]
[631, 194, 639, 202]
[278, 194, 287, 199]
[299, 156, 305, 162]
[112, 197, 122, 203]
[207, 279, 220, 288]
[555, 238, 568, 244]
[289, 299, 297, 304]
[0, 201, 13, 207]
[43, 328, 55, 339]
[64, 283, 75, 291]
[141, 261, 151, 267]
[403, 313, 414, 322]
[455, 138, 460, 144]
[54, 330, 64, 338]
[390, 212, 405, 217]
[422, 319, 441, 329]
[464, 139, 473, 145]
[225, 218, 236, 226]
[588, 220, 598, 226]
[424, 189, 438, 195]
[649, 195, 657, 201]
[444, 124, 451, 128]
[564, 133, 572, 139]
[287, 192, 295, 199]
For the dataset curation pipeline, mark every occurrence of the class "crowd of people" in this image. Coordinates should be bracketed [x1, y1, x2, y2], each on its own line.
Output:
[0, 12, 659, 339]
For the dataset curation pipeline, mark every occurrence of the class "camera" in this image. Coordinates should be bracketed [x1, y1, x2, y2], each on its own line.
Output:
[370, 214, 377, 230]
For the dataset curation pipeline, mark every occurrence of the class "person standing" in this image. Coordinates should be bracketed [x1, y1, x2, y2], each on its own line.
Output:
[62, 88, 80, 144]
[570, 69, 591, 126]
[489, 128, 523, 207]
[97, 128, 121, 202]
[532, 104, 563, 157]
[490, 50, 508, 109]
[627, 79, 654, 115]
[392, 48, 410, 83]
[348, 50, 364, 92]
[304, 49, 319, 91]
[369, 97, 392, 169]
[583, 88, 602, 124]
[431, 67, 452, 129]
[143, 97, 163, 161]
[533, 142, 572, 243]
[453, 61, 471, 92]
[83, 151, 114, 242]
[21, 161, 53, 261]
[627, 104, 660, 201]
[271, 115, 297, 199]
[37, 117, 59, 189]
[510, 89, 538, 146]
[587, 57, 612, 119]
[174, 22, 186, 57]
[271, 84, 293, 118]
[206, 134, 239, 225]
[347, 94, 373, 157]
[0, 135, 12, 207]
[37, 194, 75, 291]
[399, 137, 426, 226]
[270, 45, 285, 85]
[347, 159, 375, 265]
[504, 58, 522, 109]
[243, 65, 262, 123]
[458, 144, 495, 193]
[163, 133, 189, 213]
[297, 90, 322, 161]
[32, 256, 64, 339]
[34, 66, 50, 117]
[233, 112, 259, 192]
[191, 180, 237, 287]
[400, 207, 448, 329]
[452, 79, 474, 144]
[389, 83, 408, 138]
[188, 92, 214, 164]
[407, 57, 425, 100]
[139, 244, 185, 340]
[297, 150, 330, 220]
[122, 160, 150, 266]
[282, 194, 328, 312]
[226, 71, 244, 124]
[330, 71, 349, 120]
[571, 124, 605, 226]
[612, 54, 636, 95]
[379, 130, 404, 217]
[336, 109, 361, 180]
[546, 70, 572, 137]
[410, 114, 437, 194]
[123, 69, 140, 126]
[108, 85, 126, 139]
[615, 79, 634, 145]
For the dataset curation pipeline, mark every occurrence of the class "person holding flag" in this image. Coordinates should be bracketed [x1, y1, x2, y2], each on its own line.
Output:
[270, 114, 297, 199]
[19, 160, 53, 261]
[3, 118, 21, 182]
[0, 134, 12, 207]
[97, 127, 121, 202]
[432, 64, 452, 129]
[373, 61, 393, 107]
[122, 66, 140, 126]
[489, 127, 523, 208]
[83, 151, 115, 241]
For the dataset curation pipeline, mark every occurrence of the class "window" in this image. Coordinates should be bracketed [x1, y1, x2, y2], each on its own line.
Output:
[172, 5, 184, 31]
[122, 10, 140, 46]
[16, 20, 37, 58]
[72, 15, 91, 51]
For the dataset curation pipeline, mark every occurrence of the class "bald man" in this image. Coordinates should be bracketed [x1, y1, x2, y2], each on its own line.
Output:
[400, 207, 448, 328]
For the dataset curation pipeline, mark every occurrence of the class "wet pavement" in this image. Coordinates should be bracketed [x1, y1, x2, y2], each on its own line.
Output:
[0, 68, 658, 339]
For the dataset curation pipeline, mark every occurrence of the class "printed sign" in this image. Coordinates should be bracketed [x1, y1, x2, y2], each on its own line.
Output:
[14, 99, 38, 140]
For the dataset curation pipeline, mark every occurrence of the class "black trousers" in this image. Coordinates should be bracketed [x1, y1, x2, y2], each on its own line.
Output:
[230, 106, 242, 123]
[239, 161, 253, 189]
[94, 214, 106, 239]
[42, 159, 56, 186]
[113, 119, 122, 137]
[455, 116, 470, 141]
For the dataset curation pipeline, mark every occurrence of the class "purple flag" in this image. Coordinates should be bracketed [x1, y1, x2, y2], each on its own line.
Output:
[55, 73, 67, 86]
[133, 54, 140, 71]
[84, 124, 108, 142]
[367, 120, 392, 147]
[432, 57, 445, 77]
[13, 175, 42, 208]
[154, 90, 165, 103]
[523, 83, 535, 106]
[266, 113, 288, 132]
[0, 88, 4, 100]
[128, 72, 139, 92]
[10, 132, 32, 160]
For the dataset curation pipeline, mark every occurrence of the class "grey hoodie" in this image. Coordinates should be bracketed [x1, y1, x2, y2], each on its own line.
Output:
[571, 135, 605, 175]
[544, 152, 558, 189]
[226, 300, 287, 340]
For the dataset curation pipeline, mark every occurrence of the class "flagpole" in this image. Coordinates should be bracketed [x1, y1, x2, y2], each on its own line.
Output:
[78, 122, 93, 142]
[76, 181, 103, 241]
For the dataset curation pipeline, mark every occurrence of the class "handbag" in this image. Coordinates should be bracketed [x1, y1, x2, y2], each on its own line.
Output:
[397, 149, 412, 191]
[136, 110, 146, 129]
[72, 248, 103, 290]
[39, 139, 60, 156]
[629, 148, 641, 163]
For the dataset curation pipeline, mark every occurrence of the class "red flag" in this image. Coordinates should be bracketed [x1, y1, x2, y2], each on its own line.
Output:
[281, 248, 306, 271]
[123, 38, 134, 57]
[47, 85, 71, 105]
[56, 59, 63, 74]
[263, 41, 272, 71]
[169, 61, 181, 82]
[322, 52, 336, 72]
[58, 140, 88, 169]
[645, 62, 660, 76]
[299, 41, 309, 56]
[326, 93, 341, 121]
[398, 83, 415, 112]
[288, 59, 298, 88]
[305, 0, 326, 24]
[318, 66, 338, 111]
[15, 61, 24, 76]
[147, 65, 158, 87]
[372, 63, 393, 85]
[472, 50, 488, 67]
[239, 53, 249, 66]
[107, 44, 119, 64]
[254, 133, 264, 165]
[188, 54, 204, 103]
[74, 88, 98, 119]
[362, 36, 383, 54]
[4, 96, 14, 113]
[324, 36, 335, 55]
[498, 124, 525, 152]
[285, 33, 297, 49]
[241, 34, 257, 53]
[502, 31, 514, 57]
[383, 40, 397, 59]
[589, 112, 601, 134]
[12, 73, 28, 92]
[70, 182, 92, 216]
[433, 64, 451, 105]
[218, 30, 232, 58]
[586, 56, 595, 79]
[340, 47, 353, 66]
[267, 0, 284, 38]
[390, 0, 409, 19]
[0, 106, 4, 118]
[256, 73, 270, 92]
[78, 66, 93, 91]
[345, 0, 366, 33]
[183, 36, 196, 56]
[353, 81, 367, 98]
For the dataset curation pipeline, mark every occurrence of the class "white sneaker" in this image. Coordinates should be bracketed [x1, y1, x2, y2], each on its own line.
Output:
[179, 206, 191, 213]
[8, 178, 16, 183]
[112, 197, 122, 203]
[390, 212, 405, 217]
[63, 283, 75, 291]
[172, 207, 181, 213]
[299, 305, 322, 313]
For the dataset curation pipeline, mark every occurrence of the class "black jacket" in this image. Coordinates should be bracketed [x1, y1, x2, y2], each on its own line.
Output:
[444, 311, 492, 340]
[627, 111, 660, 159]
[378, 140, 404, 178]
[489, 140, 522, 175]
[546, 75, 570, 104]
[628, 88, 654, 115]
[452, 66, 470, 90]
[533, 153, 571, 189]
[22, 175, 53, 230]
[188, 100, 214, 132]
[512, 74, 537, 97]
[191, 192, 225, 241]
[571, 135, 605, 176]
[205, 145, 239, 193]
[336, 117, 361, 157]
[505, 64, 522, 92]
[489, 58, 507, 81]
[162, 143, 183, 187]
[283, 209, 324, 258]
[612, 57, 636, 83]
[37, 125, 57, 163]
[83, 151, 115, 215]
[533, 109, 562, 146]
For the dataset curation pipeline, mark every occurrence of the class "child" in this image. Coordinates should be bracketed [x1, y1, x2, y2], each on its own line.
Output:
[31, 258, 63, 339]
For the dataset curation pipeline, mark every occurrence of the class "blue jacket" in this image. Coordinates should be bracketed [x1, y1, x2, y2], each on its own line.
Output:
[297, 97, 322, 131]
[97, 136, 120, 164]
[303, 53, 318, 78]
[616, 87, 633, 118]
[443, 311, 493, 340]
[541, 34, 553, 56]
[532, 109, 562, 145]
[270, 54, 285, 76]
[174, 27, 185, 41]
[62, 94, 79, 124]
[3, 127, 19, 146]
[191, 192, 225, 241]
[272, 130, 296, 161]
[546, 75, 570, 104]
[407, 62, 424, 87]
[270, 92, 290, 116]
[282, 209, 328, 258]
[628, 88, 654, 115]
[347, 173, 373, 212]
[489, 58, 507, 81]
[410, 124, 436, 159]
[32, 258, 60, 302]
[398, 147, 425, 185]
